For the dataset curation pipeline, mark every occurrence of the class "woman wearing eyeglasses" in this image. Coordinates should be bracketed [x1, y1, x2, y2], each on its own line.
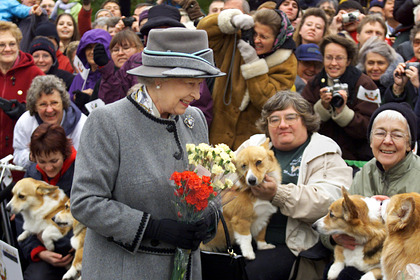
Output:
[234, 90, 352, 279]
[327, 102, 420, 279]
[302, 34, 378, 162]
[0, 21, 44, 163]
[13, 75, 87, 169]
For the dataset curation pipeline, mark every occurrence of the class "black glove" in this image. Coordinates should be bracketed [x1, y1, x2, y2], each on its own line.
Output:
[73, 90, 91, 110]
[4, 100, 26, 120]
[93, 44, 109, 67]
[144, 218, 208, 251]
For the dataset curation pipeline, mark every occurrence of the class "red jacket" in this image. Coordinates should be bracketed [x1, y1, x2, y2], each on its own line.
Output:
[0, 51, 44, 160]
[57, 50, 74, 73]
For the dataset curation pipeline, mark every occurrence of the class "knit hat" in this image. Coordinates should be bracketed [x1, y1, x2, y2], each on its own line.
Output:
[369, 0, 384, 8]
[275, 0, 300, 21]
[35, 22, 60, 46]
[29, 37, 57, 63]
[127, 28, 225, 78]
[367, 102, 418, 149]
[140, 4, 185, 36]
[295, 43, 323, 62]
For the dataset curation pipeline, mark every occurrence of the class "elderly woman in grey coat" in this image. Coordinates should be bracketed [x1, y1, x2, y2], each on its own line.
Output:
[70, 28, 224, 279]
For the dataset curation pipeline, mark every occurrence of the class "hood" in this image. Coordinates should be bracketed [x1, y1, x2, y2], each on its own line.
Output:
[76, 29, 112, 68]
[11, 51, 36, 71]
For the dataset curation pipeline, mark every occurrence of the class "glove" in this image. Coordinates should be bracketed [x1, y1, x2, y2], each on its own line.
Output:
[4, 100, 26, 120]
[181, 0, 204, 21]
[231, 14, 254, 30]
[237, 39, 259, 64]
[93, 44, 109, 67]
[144, 218, 208, 250]
[73, 90, 91, 111]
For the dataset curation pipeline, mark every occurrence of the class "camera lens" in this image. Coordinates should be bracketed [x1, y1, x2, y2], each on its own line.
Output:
[331, 92, 344, 108]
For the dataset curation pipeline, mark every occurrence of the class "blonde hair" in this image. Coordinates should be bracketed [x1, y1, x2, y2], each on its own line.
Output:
[0, 21, 23, 45]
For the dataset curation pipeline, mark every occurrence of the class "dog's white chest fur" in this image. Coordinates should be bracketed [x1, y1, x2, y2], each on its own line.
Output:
[251, 199, 277, 237]
[343, 246, 380, 272]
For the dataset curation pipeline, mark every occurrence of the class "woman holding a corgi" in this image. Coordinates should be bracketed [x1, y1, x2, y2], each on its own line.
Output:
[235, 91, 353, 279]
[70, 28, 223, 280]
[15, 123, 76, 280]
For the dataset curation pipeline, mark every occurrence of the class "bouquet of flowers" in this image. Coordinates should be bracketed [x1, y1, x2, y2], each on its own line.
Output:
[169, 143, 236, 280]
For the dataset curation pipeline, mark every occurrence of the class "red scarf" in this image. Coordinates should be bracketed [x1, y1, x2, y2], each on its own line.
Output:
[36, 147, 77, 186]
[408, 57, 420, 63]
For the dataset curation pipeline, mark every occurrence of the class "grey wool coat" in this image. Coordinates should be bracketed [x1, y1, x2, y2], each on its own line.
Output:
[70, 94, 209, 279]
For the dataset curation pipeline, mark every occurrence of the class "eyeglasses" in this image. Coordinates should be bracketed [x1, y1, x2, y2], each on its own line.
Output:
[372, 129, 407, 142]
[0, 42, 17, 52]
[413, 39, 420, 47]
[325, 55, 347, 63]
[267, 113, 300, 127]
[111, 45, 135, 54]
[37, 101, 61, 110]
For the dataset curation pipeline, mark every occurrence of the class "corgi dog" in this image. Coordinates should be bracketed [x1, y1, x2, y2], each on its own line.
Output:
[6, 178, 70, 251]
[312, 187, 386, 280]
[201, 138, 281, 260]
[380, 192, 420, 280]
[54, 199, 87, 280]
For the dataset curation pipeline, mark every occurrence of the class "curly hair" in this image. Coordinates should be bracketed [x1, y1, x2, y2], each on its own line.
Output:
[26, 75, 70, 116]
[256, 90, 320, 137]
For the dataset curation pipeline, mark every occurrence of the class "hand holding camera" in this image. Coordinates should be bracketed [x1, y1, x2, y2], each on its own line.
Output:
[394, 62, 419, 90]
[320, 79, 348, 112]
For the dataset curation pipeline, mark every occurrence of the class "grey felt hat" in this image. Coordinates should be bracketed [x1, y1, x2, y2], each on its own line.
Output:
[127, 28, 225, 78]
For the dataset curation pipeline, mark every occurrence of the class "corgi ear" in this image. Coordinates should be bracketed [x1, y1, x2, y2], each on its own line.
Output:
[36, 183, 58, 195]
[342, 188, 358, 220]
[393, 197, 415, 231]
[261, 138, 270, 150]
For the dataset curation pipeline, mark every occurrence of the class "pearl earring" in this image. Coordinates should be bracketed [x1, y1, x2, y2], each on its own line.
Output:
[156, 85, 161, 89]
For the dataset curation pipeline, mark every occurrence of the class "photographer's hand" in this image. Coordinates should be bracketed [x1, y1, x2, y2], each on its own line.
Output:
[320, 87, 332, 110]
[237, 39, 258, 64]
[333, 90, 348, 114]
[406, 65, 419, 89]
[231, 14, 254, 30]
[393, 63, 408, 95]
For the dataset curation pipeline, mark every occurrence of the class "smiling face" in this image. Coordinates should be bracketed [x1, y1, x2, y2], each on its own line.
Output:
[0, 31, 19, 69]
[297, 60, 323, 82]
[370, 117, 411, 171]
[357, 21, 386, 47]
[32, 50, 53, 73]
[35, 151, 65, 178]
[299, 16, 325, 45]
[35, 90, 64, 125]
[268, 106, 308, 151]
[111, 41, 138, 68]
[56, 15, 75, 41]
[324, 42, 350, 79]
[150, 78, 203, 118]
[84, 43, 97, 68]
[279, 0, 298, 21]
[364, 52, 389, 81]
[253, 22, 275, 56]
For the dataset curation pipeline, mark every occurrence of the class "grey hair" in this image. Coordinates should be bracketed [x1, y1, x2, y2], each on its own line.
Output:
[414, 5, 420, 22]
[256, 90, 320, 137]
[26, 75, 70, 116]
[370, 110, 410, 144]
[316, 0, 338, 12]
[357, 36, 396, 72]
[92, 17, 109, 29]
[225, 0, 250, 14]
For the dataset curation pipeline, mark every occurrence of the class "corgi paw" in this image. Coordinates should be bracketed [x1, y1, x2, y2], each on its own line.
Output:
[241, 247, 256, 260]
[360, 271, 376, 280]
[17, 231, 30, 242]
[62, 266, 77, 280]
[44, 241, 55, 252]
[256, 241, 275, 250]
[328, 262, 344, 279]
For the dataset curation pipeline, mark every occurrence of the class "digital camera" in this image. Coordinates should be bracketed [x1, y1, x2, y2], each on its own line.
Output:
[342, 11, 360, 24]
[405, 62, 420, 71]
[325, 79, 348, 108]
[122, 17, 136, 28]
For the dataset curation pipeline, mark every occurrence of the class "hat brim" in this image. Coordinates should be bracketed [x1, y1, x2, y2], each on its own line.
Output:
[127, 65, 225, 78]
[140, 18, 186, 35]
[297, 57, 323, 63]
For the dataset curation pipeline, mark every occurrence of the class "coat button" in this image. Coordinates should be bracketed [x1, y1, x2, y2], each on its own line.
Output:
[166, 124, 175, 132]
[151, 239, 160, 247]
[173, 152, 182, 160]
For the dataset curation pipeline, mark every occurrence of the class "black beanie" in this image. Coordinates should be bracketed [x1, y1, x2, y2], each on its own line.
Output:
[367, 102, 417, 149]
[35, 22, 60, 46]
[275, 0, 300, 21]
[29, 37, 57, 63]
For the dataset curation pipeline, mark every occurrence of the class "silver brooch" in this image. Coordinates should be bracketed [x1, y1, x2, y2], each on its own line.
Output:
[184, 115, 195, 129]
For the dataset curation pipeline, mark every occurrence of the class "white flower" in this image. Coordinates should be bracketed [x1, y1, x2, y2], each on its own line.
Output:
[224, 179, 234, 188]
[186, 143, 195, 153]
[211, 165, 224, 175]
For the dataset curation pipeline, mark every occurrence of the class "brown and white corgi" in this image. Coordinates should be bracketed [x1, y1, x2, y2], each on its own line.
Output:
[312, 187, 386, 280]
[6, 178, 70, 251]
[201, 138, 281, 260]
[381, 192, 420, 280]
[55, 199, 87, 280]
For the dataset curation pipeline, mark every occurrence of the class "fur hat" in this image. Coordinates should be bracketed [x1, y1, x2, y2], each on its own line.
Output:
[35, 22, 60, 46]
[367, 102, 418, 149]
[140, 5, 185, 36]
[29, 37, 57, 63]
[127, 28, 225, 78]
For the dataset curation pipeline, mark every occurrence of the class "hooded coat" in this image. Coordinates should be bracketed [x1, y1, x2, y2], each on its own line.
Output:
[0, 51, 44, 160]
[13, 102, 87, 169]
[68, 29, 111, 101]
[197, 9, 297, 149]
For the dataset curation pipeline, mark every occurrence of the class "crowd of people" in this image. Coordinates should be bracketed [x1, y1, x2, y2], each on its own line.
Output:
[1, 0, 420, 279]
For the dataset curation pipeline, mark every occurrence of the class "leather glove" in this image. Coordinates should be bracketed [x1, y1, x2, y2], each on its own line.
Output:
[231, 14, 254, 30]
[4, 100, 26, 120]
[181, 0, 204, 21]
[144, 218, 208, 250]
[237, 39, 259, 64]
[93, 44, 109, 67]
[73, 90, 91, 111]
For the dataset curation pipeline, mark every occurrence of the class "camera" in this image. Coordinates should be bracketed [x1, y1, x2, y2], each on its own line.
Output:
[405, 62, 420, 71]
[241, 29, 254, 45]
[122, 17, 136, 28]
[342, 11, 360, 24]
[0, 97, 12, 112]
[325, 79, 348, 108]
